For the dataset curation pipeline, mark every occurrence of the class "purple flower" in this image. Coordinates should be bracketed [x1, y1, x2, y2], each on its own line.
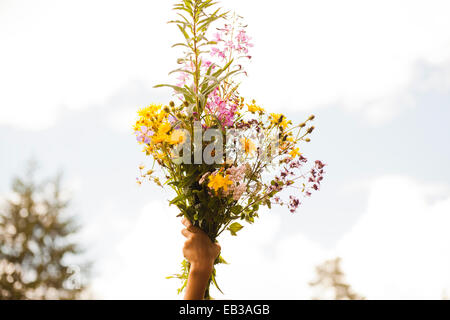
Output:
[206, 88, 238, 127]
[135, 126, 154, 144]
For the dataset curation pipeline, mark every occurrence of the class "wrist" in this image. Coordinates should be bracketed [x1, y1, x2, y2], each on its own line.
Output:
[190, 261, 214, 277]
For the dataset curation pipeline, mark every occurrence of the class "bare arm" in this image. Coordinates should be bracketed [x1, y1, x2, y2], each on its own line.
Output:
[181, 218, 221, 300]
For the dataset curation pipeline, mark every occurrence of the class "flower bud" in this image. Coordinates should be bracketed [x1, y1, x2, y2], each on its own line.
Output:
[308, 115, 315, 121]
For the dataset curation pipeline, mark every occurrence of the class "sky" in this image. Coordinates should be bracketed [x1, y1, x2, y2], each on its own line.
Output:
[1, 0, 450, 299]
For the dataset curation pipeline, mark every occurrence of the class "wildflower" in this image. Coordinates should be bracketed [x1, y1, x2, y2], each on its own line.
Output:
[289, 148, 301, 159]
[315, 160, 326, 169]
[270, 113, 290, 129]
[288, 196, 301, 213]
[247, 103, 264, 114]
[135, 126, 154, 144]
[241, 137, 256, 155]
[270, 113, 282, 124]
[211, 47, 226, 60]
[168, 130, 186, 145]
[152, 122, 172, 144]
[213, 32, 222, 42]
[206, 88, 237, 127]
[208, 172, 233, 192]
[154, 152, 167, 161]
[307, 126, 315, 134]
[233, 183, 247, 201]
[226, 165, 247, 182]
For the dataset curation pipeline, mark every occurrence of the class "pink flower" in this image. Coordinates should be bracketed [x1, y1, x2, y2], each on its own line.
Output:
[232, 183, 247, 201]
[213, 32, 222, 42]
[203, 60, 216, 70]
[206, 88, 237, 127]
[226, 165, 247, 182]
[211, 47, 227, 60]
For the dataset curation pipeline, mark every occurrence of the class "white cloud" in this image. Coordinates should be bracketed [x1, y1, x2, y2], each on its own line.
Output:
[92, 175, 450, 299]
[92, 201, 329, 300]
[106, 107, 138, 133]
[218, 177, 450, 299]
[92, 201, 185, 299]
[338, 176, 450, 299]
[230, 0, 450, 124]
[1, 0, 450, 129]
[0, 0, 177, 130]
[214, 212, 328, 299]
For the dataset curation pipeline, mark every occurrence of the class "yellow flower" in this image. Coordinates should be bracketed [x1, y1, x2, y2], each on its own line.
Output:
[159, 122, 171, 135]
[240, 137, 256, 155]
[152, 132, 168, 144]
[168, 130, 186, 145]
[247, 103, 265, 114]
[155, 152, 167, 161]
[152, 122, 172, 144]
[138, 104, 163, 118]
[270, 113, 291, 129]
[289, 147, 301, 158]
[135, 104, 171, 134]
[208, 172, 233, 192]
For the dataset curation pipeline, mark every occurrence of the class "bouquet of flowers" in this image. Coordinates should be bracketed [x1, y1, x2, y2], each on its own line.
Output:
[133, 0, 325, 299]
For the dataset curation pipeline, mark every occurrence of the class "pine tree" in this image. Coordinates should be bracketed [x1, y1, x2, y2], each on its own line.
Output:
[0, 167, 89, 299]
[309, 257, 364, 300]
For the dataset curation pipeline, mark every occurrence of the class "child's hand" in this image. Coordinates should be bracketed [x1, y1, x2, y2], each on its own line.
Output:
[181, 218, 221, 274]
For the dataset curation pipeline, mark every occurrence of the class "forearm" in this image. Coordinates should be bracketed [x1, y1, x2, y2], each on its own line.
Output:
[184, 263, 213, 300]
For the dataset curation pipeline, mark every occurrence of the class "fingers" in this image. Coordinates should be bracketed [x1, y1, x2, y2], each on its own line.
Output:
[188, 225, 200, 233]
[181, 228, 191, 238]
[182, 217, 192, 228]
[181, 218, 200, 233]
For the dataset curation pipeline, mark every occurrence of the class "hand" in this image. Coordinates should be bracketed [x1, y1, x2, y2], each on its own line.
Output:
[181, 218, 221, 273]
[181, 218, 221, 300]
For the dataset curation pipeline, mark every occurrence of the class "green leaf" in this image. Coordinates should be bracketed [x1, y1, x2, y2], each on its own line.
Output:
[153, 84, 193, 100]
[231, 205, 243, 215]
[171, 43, 190, 49]
[169, 194, 185, 205]
[168, 68, 195, 76]
[228, 222, 244, 236]
[216, 255, 228, 265]
[211, 269, 223, 294]
[245, 215, 255, 223]
[177, 24, 191, 42]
